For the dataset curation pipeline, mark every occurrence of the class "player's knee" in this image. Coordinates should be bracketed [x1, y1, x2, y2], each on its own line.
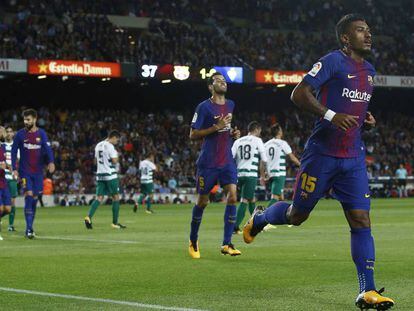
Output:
[348, 212, 370, 228]
[288, 211, 309, 226]
[97, 196, 104, 202]
[227, 194, 237, 205]
[197, 196, 209, 207]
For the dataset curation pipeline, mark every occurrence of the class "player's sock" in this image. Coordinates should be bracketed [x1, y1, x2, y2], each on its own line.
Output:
[32, 198, 38, 222]
[9, 206, 16, 226]
[267, 198, 277, 207]
[223, 205, 236, 245]
[248, 202, 256, 214]
[137, 194, 144, 205]
[24, 196, 34, 231]
[236, 202, 247, 228]
[254, 201, 290, 230]
[88, 200, 100, 218]
[351, 227, 376, 293]
[189, 205, 204, 242]
[112, 200, 120, 224]
[146, 197, 151, 210]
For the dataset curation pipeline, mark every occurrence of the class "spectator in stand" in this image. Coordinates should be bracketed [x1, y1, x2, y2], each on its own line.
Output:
[395, 164, 408, 198]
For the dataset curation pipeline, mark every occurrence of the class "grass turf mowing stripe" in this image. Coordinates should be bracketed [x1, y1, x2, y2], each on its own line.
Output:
[0, 287, 208, 311]
[7, 235, 141, 244]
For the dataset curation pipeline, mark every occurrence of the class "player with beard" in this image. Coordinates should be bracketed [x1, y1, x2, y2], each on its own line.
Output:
[12, 109, 55, 239]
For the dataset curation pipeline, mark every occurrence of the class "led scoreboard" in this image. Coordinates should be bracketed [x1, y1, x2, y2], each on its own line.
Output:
[139, 64, 244, 83]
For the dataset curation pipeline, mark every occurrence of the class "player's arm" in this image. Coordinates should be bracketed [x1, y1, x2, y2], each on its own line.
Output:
[287, 153, 300, 167]
[190, 115, 231, 140]
[231, 140, 238, 159]
[41, 131, 55, 173]
[11, 131, 21, 177]
[258, 141, 268, 182]
[363, 111, 376, 129]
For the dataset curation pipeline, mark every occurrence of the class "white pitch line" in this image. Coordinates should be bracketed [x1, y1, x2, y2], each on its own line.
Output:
[0, 287, 208, 311]
[38, 236, 141, 244]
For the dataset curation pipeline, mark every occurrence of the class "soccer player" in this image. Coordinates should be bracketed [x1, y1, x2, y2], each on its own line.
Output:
[2, 126, 19, 231]
[134, 153, 157, 214]
[0, 126, 12, 240]
[264, 123, 300, 206]
[84, 130, 126, 229]
[188, 72, 241, 259]
[243, 14, 394, 310]
[11, 109, 55, 239]
[231, 121, 267, 234]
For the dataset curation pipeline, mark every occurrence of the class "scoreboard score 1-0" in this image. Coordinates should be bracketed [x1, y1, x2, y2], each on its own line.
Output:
[139, 64, 244, 83]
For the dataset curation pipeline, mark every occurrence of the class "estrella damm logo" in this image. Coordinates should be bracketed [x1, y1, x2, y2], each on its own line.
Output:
[198, 176, 205, 190]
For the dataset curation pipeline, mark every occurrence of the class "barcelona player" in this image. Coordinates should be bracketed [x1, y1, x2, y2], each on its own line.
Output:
[243, 14, 394, 310]
[12, 109, 55, 239]
[188, 72, 241, 258]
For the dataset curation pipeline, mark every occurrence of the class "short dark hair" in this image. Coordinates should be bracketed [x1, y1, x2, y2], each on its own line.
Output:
[108, 129, 121, 138]
[22, 108, 37, 118]
[248, 121, 261, 133]
[207, 72, 225, 86]
[270, 123, 282, 137]
[5, 125, 13, 131]
[336, 13, 366, 47]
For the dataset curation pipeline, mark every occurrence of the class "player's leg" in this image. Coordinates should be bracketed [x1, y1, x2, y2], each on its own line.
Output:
[20, 175, 36, 238]
[219, 164, 241, 256]
[244, 152, 337, 244]
[333, 156, 394, 309]
[110, 178, 125, 228]
[85, 181, 105, 229]
[189, 168, 219, 259]
[235, 177, 248, 233]
[8, 180, 17, 231]
[145, 184, 154, 213]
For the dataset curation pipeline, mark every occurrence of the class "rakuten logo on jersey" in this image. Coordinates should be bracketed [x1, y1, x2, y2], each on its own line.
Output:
[341, 88, 372, 103]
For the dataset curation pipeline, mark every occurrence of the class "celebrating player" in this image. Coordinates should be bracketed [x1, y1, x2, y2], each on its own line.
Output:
[11, 109, 55, 239]
[231, 121, 267, 234]
[134, 153, 157, 214]
[243, 14, 394, 310]
[2, 126, 19, 231]
[264, 123, 300, 206]
[188, 72, 241, 258]
[85, 130, 126, 229]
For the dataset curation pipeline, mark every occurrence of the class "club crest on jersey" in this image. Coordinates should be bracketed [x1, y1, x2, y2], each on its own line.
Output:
[368, 75, 374, 86]
[308, 62, 322, 77]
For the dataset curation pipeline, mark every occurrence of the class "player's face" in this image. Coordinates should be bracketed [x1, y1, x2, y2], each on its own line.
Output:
[23, 116, 36, 130]
[5, 128, 14, 141]
[111, 136, 120, 145]
[211, 75, 227, 95]
[347, 20, 372, 55]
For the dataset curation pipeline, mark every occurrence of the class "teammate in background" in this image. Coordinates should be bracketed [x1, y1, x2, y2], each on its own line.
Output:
[243, 14, 394, 310]
[2, 126, 19, 231]
[84, 130, 126, 229]
[188, 72, 241, 259]
[265, 123, 300, 206]
[11, 109, 55, 239]
[231, 121, 267, 234]
[134, 154, 157, 214]
[0, 126, 12, 240]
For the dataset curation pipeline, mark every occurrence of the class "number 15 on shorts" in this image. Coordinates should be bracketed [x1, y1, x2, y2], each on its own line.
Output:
[300, 173, 317, 193]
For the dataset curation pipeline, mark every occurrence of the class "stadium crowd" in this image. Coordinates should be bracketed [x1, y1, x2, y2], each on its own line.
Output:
[1, 107, 412, 197]
[0, 0, 413, 74]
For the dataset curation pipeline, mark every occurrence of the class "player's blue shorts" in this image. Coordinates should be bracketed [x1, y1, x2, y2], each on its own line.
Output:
[20, 173, 44, 196]
[0, 187, 12, 206]
[292, 147, 370, 213]
[196, 164, 238, 195]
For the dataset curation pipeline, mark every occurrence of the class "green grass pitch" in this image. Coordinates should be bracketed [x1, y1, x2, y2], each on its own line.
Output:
[0, 198, 413, 310]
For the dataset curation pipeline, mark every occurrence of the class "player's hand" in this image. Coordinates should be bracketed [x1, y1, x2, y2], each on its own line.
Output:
[364, 111, 376, 128]
[331, 113, 359, 131]
[231, 126, 241, 139]
[259, 176, 266, 186]
[13, 170, 19, 180]
[215, 114, 232, 130]
[48, 163, 55, 174]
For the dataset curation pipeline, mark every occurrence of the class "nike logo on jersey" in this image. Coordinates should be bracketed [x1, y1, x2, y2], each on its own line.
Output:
[364, 194, 370, 198]
[347, 74, 357, 79]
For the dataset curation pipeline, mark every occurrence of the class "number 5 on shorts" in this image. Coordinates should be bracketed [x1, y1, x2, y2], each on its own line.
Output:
[300, 173, 317, 193]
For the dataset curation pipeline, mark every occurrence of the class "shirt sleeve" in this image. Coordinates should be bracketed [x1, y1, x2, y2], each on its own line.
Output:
[11, 131, 22, 170]
[191, 103, 205, 130]
[282, 141, 292, 155]
[231, 140, 238, 159]
[151, 162, 156, 170]
[303, 53, 337, 90]
[258, 139, 268, 162]
[41, 130, 54, 164]
[109, 144, 118, 159]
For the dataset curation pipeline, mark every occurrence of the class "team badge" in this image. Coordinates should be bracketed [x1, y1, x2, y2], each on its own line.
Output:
[173, 66, 190, 80]
[308, 62, 322, 77]
[367, 75, 374, 86]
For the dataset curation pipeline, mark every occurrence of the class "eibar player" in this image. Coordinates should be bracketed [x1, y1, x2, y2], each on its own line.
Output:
[84, 130, 126, 229]
[231, 121, 267, 234]
[2, 126, 19, 231]
[188, 72, 241, 258]
[243, 14, 394, 310]
[11, 109, 55, 239]
[264, 123, 300, 206]
[134, 153, 157, 214]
